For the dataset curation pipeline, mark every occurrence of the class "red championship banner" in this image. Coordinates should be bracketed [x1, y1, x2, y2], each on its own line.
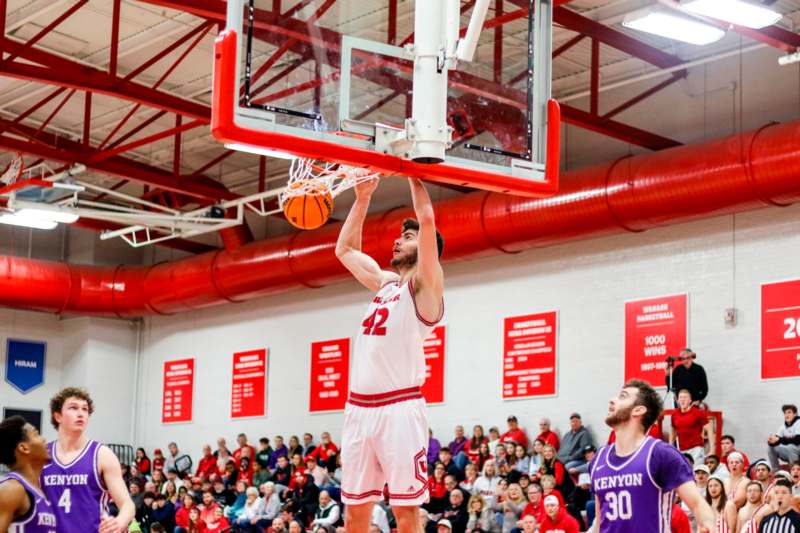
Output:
[624, 294, 688, 385]
[231, 349, 268, 419]
[502, 312, 558, 399]
[422, 326, 446, 404]
[162, 358, 194, 424]
[762, 279, 800, 380]
[309, 338, 350, 413]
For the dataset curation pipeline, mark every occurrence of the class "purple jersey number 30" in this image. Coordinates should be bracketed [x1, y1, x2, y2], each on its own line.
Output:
[589, 437, 694, 533]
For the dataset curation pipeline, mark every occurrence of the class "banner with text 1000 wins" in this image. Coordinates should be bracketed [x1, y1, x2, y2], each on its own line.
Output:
[761, 279, 800, 380]
[231, 349, 268, 419]
[162, 358, 194, 424]
[502, 312, 558, 399]
[624, 294, 688, 385]
[309, 339, 350, 413]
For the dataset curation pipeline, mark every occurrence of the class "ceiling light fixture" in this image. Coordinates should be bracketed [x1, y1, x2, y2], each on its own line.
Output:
[623, 9, 726, 45]
[17, 207, 79, 224]
[0, 213, 58, 230]
[224, 143, 297, 160]
[681, 0, 781, 29]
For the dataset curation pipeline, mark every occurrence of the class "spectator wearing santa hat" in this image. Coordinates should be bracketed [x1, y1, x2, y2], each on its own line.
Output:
[539, 495, 581, 533]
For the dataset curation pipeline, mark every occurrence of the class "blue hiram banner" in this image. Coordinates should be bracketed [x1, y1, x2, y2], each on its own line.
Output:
[5, 338, 47, 394]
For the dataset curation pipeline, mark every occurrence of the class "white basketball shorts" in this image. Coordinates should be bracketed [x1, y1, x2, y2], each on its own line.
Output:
[340, 387, 429, 507]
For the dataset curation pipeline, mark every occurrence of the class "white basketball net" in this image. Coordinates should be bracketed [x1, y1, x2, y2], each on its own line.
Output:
[280, 158, 381, 208]
[0, 153, 23, 185]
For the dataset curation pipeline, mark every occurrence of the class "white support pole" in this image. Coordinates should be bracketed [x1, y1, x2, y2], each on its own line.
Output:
[407, 0, 451, 163]
[532, 0, 553, 163]
[456, 0, 492, 62]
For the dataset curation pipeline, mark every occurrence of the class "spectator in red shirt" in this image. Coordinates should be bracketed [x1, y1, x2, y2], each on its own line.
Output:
[671, 502, 692, 533]
[426, 462, 449, 515]
[720, 434, 750, 472]
[464, 425, 488, 465]
[199, 490, 221, 526]
[196, 445, 218, 480]
[501, 415, 529, 449]
[152, 448, 165, 473]
[237, 447, 254, 485]
[205, 507, 229, 533]
[520, 482, 546, 524]
[539, 495, 580, 533]
[175, 493, 196, 532]
[670, 389, 707, 466]
[233, 433, 256, 463]
[186, 507, 207, 533]
[536, 418, 560, 451]
[305, 432, 339, 472]
[135, 447, 151, 476]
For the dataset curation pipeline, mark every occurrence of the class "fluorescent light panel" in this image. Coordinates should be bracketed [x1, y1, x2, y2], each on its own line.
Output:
[0, 213, 58, 230]
[682, 0, 781, 29]
[623, 9, 726, 45]
[224, 143, 297, 160]
[17, 207, 79, 224]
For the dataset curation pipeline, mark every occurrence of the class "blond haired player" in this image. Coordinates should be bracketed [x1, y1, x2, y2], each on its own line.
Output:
[335, 177, 444, 533]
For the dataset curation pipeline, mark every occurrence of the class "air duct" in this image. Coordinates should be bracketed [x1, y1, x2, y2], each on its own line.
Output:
[1, 120, 799, 317]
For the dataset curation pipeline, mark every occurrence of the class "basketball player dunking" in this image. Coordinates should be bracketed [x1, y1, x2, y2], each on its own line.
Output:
[0, 416, 57, 532]
[335, 177, 444, 533]
[591, 380, 715, 533]
[41, 388, 134, 533]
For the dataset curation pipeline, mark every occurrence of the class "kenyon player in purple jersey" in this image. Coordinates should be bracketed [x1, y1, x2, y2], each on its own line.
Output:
[590, 380, 715, 533]
[0, 415, 57, 532]
[40, 388, 134, 533]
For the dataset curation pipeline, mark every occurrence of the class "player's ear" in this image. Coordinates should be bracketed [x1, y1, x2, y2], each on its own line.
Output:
[631, 405, 647, 419]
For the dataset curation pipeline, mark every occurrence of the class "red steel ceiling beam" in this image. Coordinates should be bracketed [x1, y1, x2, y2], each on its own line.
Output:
[3, 0, 89, 63]
[110, 0, 121, 78]
[123, 21, 214, 83]
[90, 118, 205, 163]
[35, 88, 75, 138]
[0, 38, 209, 120]
[0, 119, 234, 201]
[590, 38, 599, 116]
[102, 110, 168, 152]
[388, 0, 397, 45]
[602, 73, 686, 120]
[97, 22, 213, 151]
[0, 87, 67, 136]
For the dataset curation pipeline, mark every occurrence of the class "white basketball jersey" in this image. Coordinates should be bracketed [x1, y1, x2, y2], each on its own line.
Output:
[350, 279, 442, 394]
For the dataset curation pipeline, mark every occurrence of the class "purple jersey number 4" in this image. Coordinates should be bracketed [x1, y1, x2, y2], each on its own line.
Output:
[41, 440, 109, 533]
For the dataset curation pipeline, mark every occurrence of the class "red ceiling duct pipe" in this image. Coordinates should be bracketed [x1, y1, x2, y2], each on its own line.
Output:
[1, 120, 799, 317]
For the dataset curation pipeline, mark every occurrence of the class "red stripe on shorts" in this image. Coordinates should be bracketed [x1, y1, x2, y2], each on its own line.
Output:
[348, 387, 423, 407]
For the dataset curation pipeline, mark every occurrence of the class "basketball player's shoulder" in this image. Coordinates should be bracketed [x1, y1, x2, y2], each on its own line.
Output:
[379, 271, 401, 289]
[0, 475, 28, 513]
[647, 437, 694, 490]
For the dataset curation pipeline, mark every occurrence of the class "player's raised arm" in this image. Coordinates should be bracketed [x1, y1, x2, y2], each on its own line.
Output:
[98, 446, 135, 533]
[408, 178, 443, 301]
[677, 480, 715, 533]
[336, 178, 396, 292]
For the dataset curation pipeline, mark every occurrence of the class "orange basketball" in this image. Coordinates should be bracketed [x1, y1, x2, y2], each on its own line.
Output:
[282, 180, 333, 230]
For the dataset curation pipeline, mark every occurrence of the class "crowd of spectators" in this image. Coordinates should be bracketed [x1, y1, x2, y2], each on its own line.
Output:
[119, 402, 800, 533]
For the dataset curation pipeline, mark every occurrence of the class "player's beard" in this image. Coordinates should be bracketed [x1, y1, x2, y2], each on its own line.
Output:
[391, 248, 417, 270]
[604, 403, 634, 427]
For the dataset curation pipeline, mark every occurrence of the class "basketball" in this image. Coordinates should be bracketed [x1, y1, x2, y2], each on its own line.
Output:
[282, 179, 334, 230]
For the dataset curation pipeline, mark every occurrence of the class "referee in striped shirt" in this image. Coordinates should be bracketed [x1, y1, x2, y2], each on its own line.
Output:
[760, 479, 800, 532]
